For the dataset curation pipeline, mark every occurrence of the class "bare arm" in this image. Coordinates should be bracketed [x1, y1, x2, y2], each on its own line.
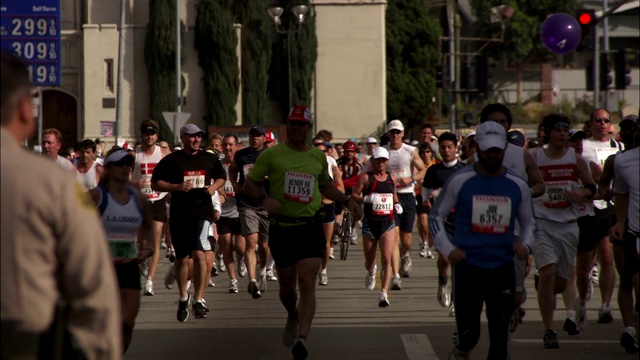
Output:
[229, 161, 241, 193]
[572, 154, 597, 201]
[350, 173, 369, 204]
[332, 165, 345, 193]
[598, 155, 615, 201]
[524, 149, 545, 198]
[411, 149, 427, 182]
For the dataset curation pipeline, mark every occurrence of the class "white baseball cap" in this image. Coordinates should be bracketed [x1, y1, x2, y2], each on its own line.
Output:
[104, 149, 134, 165]
[387, 119, 404, 132]
[476, 121, 507, 151]
[366, 137, 378, 144]
[372, 147, 389, 159]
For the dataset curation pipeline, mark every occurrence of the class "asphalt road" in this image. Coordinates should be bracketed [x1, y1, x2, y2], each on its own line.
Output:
[125, 231, 634, 360]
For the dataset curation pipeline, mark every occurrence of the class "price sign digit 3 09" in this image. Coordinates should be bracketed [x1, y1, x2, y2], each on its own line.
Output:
[1, 0, 61, 86]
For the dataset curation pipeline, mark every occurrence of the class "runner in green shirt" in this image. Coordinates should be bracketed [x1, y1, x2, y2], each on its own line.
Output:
[244, 105, 361, 360]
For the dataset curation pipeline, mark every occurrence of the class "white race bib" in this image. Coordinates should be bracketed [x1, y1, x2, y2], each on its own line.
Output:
[543, 181, 572, 208]
[140, 174, 159, 199]
[243, 164, 254, 178]
[284, 171, 314, 203]
[184, 170, 206, 188]
[371, 193, 393, 215]
[471, 195, 511, 235]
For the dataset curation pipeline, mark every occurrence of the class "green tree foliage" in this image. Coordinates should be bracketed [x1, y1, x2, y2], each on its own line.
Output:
[275, 0, 318, 113]
[144, 0, 185, 144]
[195, 0, 239, 126]
[233, 0, 272, 125]
[386, 0, 441, 131]
[470, 0, 578, 102]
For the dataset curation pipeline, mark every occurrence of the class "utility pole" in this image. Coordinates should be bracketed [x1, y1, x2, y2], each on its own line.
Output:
[175, 0, 181, 144]
[447, 0, 456, 134]
[115, 0, 126, 146]
[602, 0, 609, 109]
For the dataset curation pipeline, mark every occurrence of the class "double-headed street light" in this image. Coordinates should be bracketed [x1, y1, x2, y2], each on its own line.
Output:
[268, 5, 309, 110]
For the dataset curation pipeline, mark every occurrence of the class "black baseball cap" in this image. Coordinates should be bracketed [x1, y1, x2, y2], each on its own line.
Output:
[140, 120, 159, 133]
[249, 126, 266, 136]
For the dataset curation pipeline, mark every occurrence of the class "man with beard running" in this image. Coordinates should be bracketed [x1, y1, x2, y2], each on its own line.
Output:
[430, 121, 534, 360]
[151, 124, 226, 321]
[230, 126, 272, 299]
[132, 120, 171, 296]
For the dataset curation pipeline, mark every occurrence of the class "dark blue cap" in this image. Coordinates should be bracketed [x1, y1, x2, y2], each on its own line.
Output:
[507, 130, 526, 147]
[249, 126, 266, 136]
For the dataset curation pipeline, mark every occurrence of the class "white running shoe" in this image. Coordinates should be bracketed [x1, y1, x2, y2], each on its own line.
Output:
[160, 240, 167, 250]
[331, 234, 340, 245]
[319, 271, 328, 286]
[419, 242, 427, 258]
[208, 279, 215, 287]
[266, 268, 278, 281]
[426, 247, 435, 259]
[238, 258, 247, 278]
[350, 231, 358, 245]
[216, 254, 226, 273]
[390, 275, 402, 290]
[258, 272, 267, 293]
[329, 247, 335, 259]
[365, 265, 377, 290]
[378, 291, 390, 307]
[400, 253, 412, 278]
[144, 280, 154, 296]
[139, 260, 149, 278]
[228, 279, 239, 293]
[590, 265, 599, 285]
[448, 303, 456, 317]
[438, 284, 451, 307]
[164, 266, 176, 289]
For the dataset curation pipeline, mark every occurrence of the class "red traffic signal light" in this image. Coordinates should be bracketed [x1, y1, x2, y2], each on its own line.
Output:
[579, 13, 593, 25]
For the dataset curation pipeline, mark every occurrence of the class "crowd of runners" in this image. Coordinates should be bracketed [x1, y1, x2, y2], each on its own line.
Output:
[4, 46, 638, 359]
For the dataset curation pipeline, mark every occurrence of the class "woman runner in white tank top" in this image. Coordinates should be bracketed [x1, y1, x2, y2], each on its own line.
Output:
[88, 149, 154, 355]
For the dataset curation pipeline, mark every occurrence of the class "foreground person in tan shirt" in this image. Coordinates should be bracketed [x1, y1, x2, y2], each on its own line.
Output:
[0, 51, 122, 359]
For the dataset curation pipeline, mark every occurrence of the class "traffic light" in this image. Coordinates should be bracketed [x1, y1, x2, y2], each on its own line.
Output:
[436, 65, 443, 89]
[576, 9, 596, 52]
[586, 60, 594, 91]
[614, 50, 632, 90]
[476, 55, 489, 93]
[600, 53, 613, 91]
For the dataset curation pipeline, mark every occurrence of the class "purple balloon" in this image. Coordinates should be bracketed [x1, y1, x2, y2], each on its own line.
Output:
[540, 13, 582, 55]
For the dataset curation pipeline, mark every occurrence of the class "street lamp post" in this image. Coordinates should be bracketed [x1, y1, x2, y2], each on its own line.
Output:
[268, 5, 308, 110]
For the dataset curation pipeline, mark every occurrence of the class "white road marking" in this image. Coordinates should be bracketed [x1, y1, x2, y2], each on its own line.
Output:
[512, 339, 617, 344]
[401, 334, 439, 360]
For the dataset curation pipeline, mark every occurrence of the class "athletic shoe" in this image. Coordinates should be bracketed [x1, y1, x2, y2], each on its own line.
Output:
[400, 253, 412, 278]
[543, 329, 560, 349]
[200, 298, 211, 312]
[216, 252, 226, 272]
[208, 279, 215, 287]
[448, 303, 456, 317]
[160, 240, 167, 250]
[419, 242, 427, 258]
[144, 280, 154, 296]
[167, 248, 176, 263]
[211, 264, 218, 277]
[449, 346, 470, 360]
[328, 247, 335, 259]
[248, 280, 262, 299]
[597, 304, 613, 323]
[319, 271, 328, 286]
[563, 316, 580, 336]
[177, 295, 192, 322]
[586, 281, 593, 301]
[426, 247, 435, 259]
[266, 268, 278, 281]
[378, 291, 390, 308]
[620, 327, 639, 353]
[139, 260, 149, 278]
[282, 316, 298, 347]
[438, 284, 451, 307]
[350, 231, 358, 245]
[164, 266, 176, 289]
[192, 299, 208, 319]
[390, 275, 402, 290]
[509, 308, 520, 333]
[331, 234, 340, 245]
[292, 338, 308, 360]
[238, 258, 247, 278]
[258, 272, 267, 293]
[365, 266, 377, 291]
[590, 265, 599, 285]
[228, 279, 239, 293]
[576, 300, 587, 329]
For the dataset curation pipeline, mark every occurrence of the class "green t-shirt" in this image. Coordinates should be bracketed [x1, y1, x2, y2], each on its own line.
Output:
[248, 143, 330, 218]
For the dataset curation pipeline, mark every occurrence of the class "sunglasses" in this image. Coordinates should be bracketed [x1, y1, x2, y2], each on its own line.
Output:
[389, 130, 402, 135]
[594, 118, 611, 124]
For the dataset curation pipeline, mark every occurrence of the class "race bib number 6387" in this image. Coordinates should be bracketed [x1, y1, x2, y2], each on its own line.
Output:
[471, 195, 511, 234]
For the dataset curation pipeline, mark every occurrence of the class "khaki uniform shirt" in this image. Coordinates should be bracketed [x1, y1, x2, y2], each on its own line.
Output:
[1, 131, 122, 359]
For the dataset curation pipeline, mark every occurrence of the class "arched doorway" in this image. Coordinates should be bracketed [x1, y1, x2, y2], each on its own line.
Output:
[42, 90, 78, 150]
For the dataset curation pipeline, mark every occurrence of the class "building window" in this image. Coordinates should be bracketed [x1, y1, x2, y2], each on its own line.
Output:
[104, 59, 114, 93]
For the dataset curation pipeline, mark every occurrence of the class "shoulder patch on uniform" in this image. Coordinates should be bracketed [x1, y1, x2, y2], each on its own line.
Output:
[74, 183, 96, 210]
